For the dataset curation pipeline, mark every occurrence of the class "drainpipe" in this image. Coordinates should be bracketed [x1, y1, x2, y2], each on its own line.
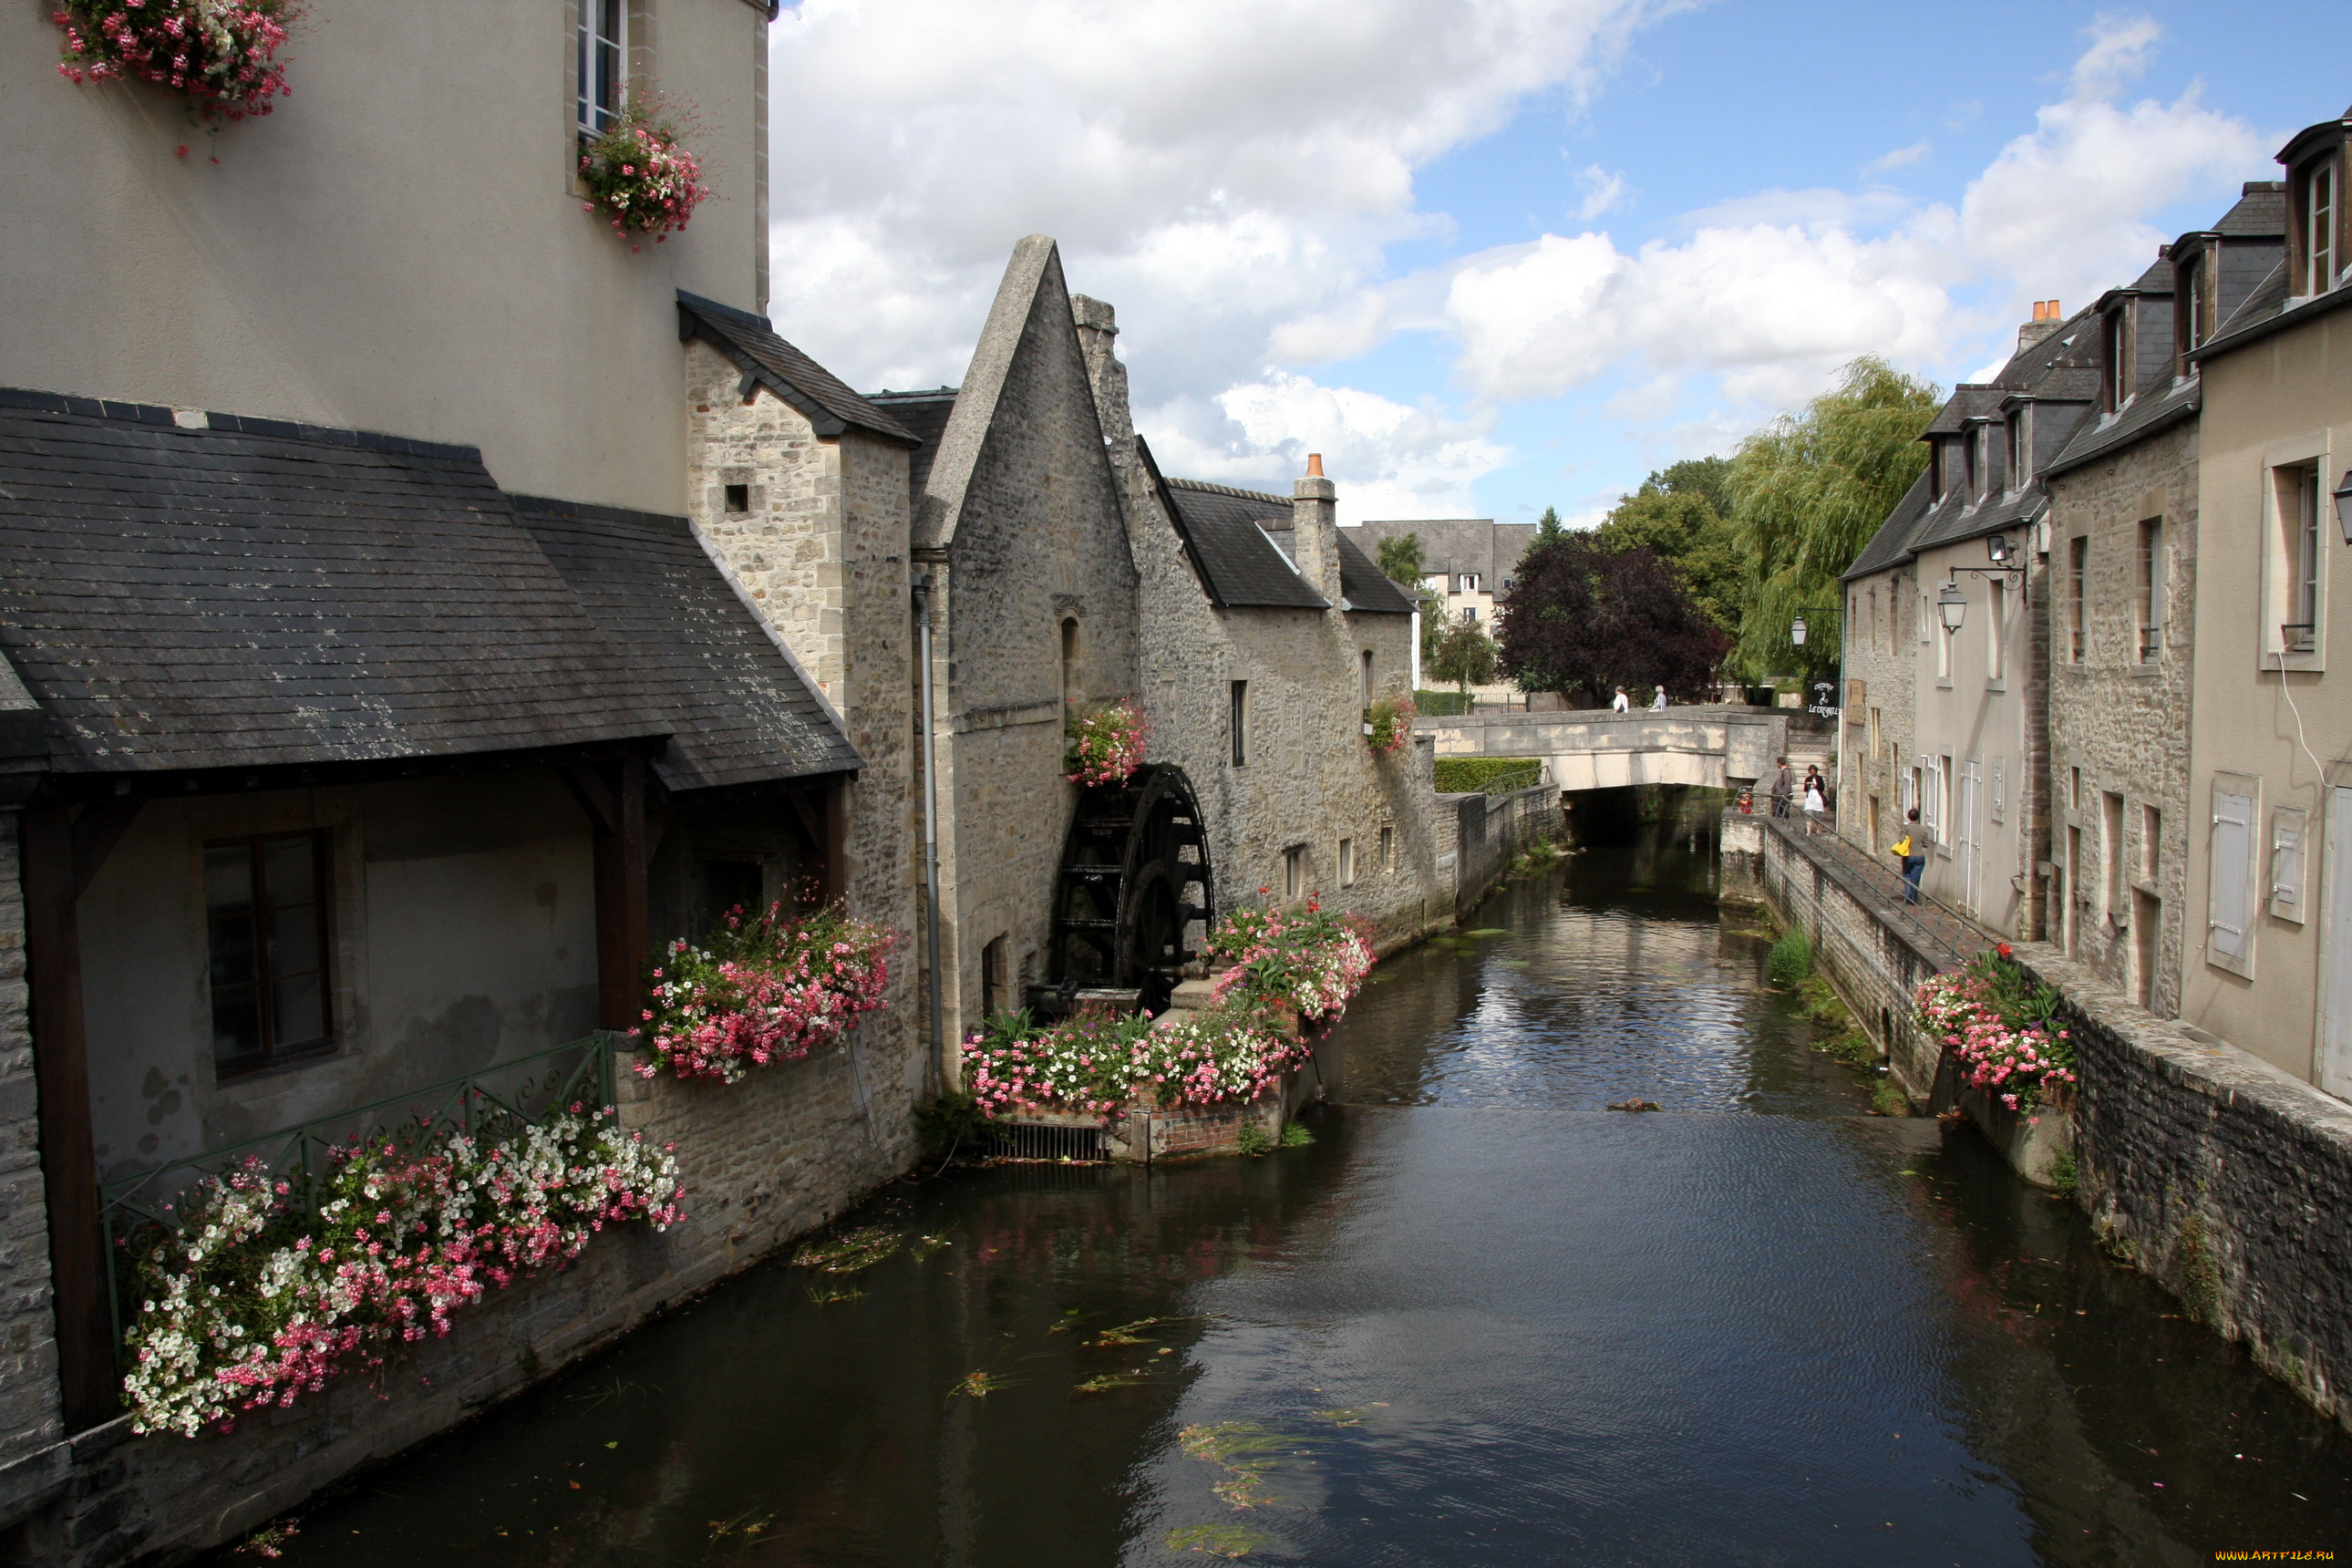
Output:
[1410, 608, 1422, 693]
[913, 575, 945, 1089]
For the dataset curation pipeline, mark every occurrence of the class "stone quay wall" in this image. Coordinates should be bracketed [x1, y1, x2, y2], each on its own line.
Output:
[1729, 806, 2352, 1436]
[1447, 783, 1565, 917]
[0, 1033, 919, 1567]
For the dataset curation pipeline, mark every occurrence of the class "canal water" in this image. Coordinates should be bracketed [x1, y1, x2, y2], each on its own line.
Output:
[248, 807, 2352, 1567]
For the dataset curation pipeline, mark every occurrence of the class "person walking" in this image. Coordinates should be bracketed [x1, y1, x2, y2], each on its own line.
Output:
[1649, 686, 1667, 711]
[1611, 686, 1631, 713]
[1769, 758, 1793, 820]
[1892, 807, 1928, 903]
[1800, 766, 1827, 835]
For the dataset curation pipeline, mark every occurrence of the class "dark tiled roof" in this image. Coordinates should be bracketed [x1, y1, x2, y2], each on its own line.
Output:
[1842, 469, 1935, 581]
[1335, 530, 1415, 614]
[676, 293, 919, 447]
[1924, 387, 2006, 434]
[865, 389, 959, 497]
[2213, 181, 2287, 236]
[2124, 258, 2174, 294]
[1342, 518, 1537, 583]
[2045, 376, 2200, 478]
[0, 394, 665, 774]
[1161, 480, 1327, 610]
[1906, 480, 2049, 555]
[2191, 259, 2352, 363]
[514, 499, 860, 791]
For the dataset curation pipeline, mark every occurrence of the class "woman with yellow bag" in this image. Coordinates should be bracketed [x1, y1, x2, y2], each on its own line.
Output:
[1890, 809, 1927, 904]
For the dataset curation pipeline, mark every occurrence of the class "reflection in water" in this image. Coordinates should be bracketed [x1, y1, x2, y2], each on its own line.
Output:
[243, 807, 2352, 1568]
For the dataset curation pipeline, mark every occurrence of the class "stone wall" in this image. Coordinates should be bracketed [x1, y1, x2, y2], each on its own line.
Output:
[2006, 941, 2352, 1437]
[2043, 418, 2198, 1016]
[1448, 784, 1565, 915]
[0, 813, 60, 1477]
[0, 1035, 916, 1565]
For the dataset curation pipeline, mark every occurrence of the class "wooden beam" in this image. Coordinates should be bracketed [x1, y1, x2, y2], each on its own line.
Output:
[820, 776, 849, 909]
[589, 757, 653, 1033]
[21, 806, 117, 1431]
[562, 764, 619, 837]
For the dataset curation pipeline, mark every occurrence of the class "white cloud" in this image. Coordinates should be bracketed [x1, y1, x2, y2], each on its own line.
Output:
[1861, 141, 1930, 178]
[1140, 372, 1511, 523]
[2068, 10, 2162, 101]
[1572, 163, 1631, 220]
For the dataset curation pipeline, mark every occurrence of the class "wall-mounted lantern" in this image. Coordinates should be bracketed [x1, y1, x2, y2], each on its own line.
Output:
[1790, 616, 1808, 646]
[1938, 583, 1968, 634]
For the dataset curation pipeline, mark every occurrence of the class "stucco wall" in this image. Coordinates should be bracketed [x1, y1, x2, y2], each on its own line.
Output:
[0, 0, 769, 515]
[77, 773, 599, 1182]
[1839, 564, 1922, 870]
[2181, 315, 2352, 1089]
[2044, 418, 2199, 1016]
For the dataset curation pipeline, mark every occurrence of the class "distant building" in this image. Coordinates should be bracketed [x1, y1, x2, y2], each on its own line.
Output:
[1339, 518, 1540, 627]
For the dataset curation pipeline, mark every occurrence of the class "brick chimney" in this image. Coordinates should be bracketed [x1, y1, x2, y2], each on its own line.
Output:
[2017, 298, 2064, 354]
[1291, 454, 1342, 606]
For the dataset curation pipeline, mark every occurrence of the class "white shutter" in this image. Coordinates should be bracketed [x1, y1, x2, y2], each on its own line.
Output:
[2323, 788, 2352, 1098]
[2212, 790, 2254, 959]
[2271, 810, 2306, 913]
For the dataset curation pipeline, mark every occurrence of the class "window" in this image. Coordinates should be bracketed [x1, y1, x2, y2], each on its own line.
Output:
[2137, 519, 2164, 662]
[2209, 779, 2256, 974]
[2102, 309, 2128, 412]
[2304, 154, 2337, 296]
[1229, 680, 1248, 767]
[1060, 619, 1082, 710]
[1965, 428, 1982, 501]
[207, 830, 334, 1076]
[1923, 756, 1945, 840]
[1460, 573, 1480, 593]
[2275, 463, 2321, 655]
[1338, 838, 1357, 887]
[982, 934, 1010, 1020]
[1986, 577, 2006, 682]
[1360, 650, 1374, 706]
[1282, 845, 1306, 901]
[2004, 414, 2023, 492]
[1930, 442, 1945, 501]
[2068, 765, 2081, 812]
[1460, 605, 1479, 624]
[2102, 791, 2126, 921]
[2141, 804, 2161, 882]
[576, 0, 626, 139]
[1379, 824, 1394, 872]
[2179, 254, 2206, 354]
[2068, 536, 2088, 664]
[2270, 807, 2308, 923]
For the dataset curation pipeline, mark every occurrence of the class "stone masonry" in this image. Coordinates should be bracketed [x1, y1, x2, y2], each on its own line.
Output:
[0, 813, 60, 1479]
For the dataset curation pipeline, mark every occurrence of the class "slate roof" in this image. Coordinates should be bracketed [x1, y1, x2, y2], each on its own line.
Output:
[2213, 181, 2287, 234]
[0, 389, 856, 786]
[1160, 480, 1328, 610]
[1341, 518, 1538, 587]
[2191, 258, 2352, 363]
[2045, 370, 2201, 479]
[676, 293, 919, 447]
[514, 499, 861, 790]
[864, 389, 960, 497]
[1335, 529, 1416, 614]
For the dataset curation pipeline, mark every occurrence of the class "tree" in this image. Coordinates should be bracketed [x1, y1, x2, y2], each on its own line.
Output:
[1593, 457, 1742, 635]
[1429, 614, 1498, 697]
[1534, 505, 1564, 542]
[1726, 356, 1941, 681]
[1496, 533, 1729, 707]
[1374, 531, 1425, 587]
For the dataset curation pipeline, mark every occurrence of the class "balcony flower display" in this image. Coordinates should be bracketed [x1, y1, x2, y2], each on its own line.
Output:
[578, 98, 709, 246]
[54, 0, 297, 120]
[962, 997, 1305, 1119]
[1914, 943, 2078, 1112]
[1207, 893, 1376, 1022]
[1364, 694, 1415, 755]
[121, 1109, 681, 1438]
[638, 903, 896, 1084]
[1065, 698, 1146, 787]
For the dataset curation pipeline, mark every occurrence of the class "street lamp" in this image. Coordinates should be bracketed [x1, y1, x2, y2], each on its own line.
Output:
[1938, 582, 1968, 634]
[1986, 533, 2014, 564]
[2333, 469, 2352, 544]
[1790, 615, 1808, 646]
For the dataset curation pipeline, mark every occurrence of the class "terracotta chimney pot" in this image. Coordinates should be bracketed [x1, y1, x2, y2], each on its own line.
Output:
[1306, 452, 1325, 478]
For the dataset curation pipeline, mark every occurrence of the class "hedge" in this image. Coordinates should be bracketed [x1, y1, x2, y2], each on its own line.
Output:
[1432, 757, 1542, 795]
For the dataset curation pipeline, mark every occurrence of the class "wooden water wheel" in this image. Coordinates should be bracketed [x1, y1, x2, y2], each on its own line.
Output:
[1035, 764, 1213, 1017]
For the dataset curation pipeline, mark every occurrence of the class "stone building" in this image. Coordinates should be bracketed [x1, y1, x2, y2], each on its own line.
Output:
[1341, 518, 1541, 632]
[1838, 304, 2105, 936]
[2039, 183, 2285, 1016]
[2177, 107, 2352, 1095]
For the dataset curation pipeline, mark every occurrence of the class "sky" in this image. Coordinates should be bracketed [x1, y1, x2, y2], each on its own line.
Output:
[762, 1, 2352, 526]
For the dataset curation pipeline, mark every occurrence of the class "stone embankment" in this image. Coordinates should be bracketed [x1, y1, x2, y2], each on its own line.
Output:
[1724, 807, 2352, 1436]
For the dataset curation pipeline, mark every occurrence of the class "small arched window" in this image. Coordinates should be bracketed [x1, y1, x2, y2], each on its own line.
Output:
[1060, 619, 1081, 711]
[1360, 650, 1374, 705]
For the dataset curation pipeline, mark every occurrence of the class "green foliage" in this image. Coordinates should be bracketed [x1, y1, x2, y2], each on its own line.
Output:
[1428, 615, 1499, 696]
[1766, 928, 1813, 987]
[2048, 1146, 2079, 1201]
[915, 1088, 995, 1159]
[1279, 1119, 1315, 1147]
[1414, 688, 1473, 717]
[1727, 356, 1943, 680]
[1534, 504, 1564, 541]
[1374, 531, 1425, 586]
[1235, 1122, 1273, 1157]
[1594, 457, 1744, 634]
[1433, 757, 1542, 795]
[1872, 1078, 1914, 1118]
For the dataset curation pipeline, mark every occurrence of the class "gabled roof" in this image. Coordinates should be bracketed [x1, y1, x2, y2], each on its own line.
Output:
[1161, 480, 1328, 610]
[676, 292, 919, 447]
[1335, 530, 1416, 614]
[1842, 469, 1935, 582]
[2045, 375, 2200, 478]
[0, 391, 664, 774]
[1923, 387, 2007, 435]
[514, 499, 861, 790]
[2192, 257, 2352, 363]
[2213, 181, 2287, 235]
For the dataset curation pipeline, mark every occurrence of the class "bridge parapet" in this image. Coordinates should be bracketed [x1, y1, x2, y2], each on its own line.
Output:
[1415, 705, 1822, 790]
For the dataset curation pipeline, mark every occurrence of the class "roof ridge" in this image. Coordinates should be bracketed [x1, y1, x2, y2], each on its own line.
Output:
[1165, 476, 1291, 507]
[675, 294, 920, 448]
[0, 385, 484, 462]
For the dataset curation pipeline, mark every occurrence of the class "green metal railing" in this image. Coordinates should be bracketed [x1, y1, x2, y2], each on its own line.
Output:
[98, 1032, 621, 1364]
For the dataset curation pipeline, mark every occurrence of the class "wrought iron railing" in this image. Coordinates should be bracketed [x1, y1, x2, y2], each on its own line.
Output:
[98, 1032, 621, 1362]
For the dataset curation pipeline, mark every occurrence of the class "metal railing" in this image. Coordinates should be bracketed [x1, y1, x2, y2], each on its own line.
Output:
[98, 1032, 621, 1360]
[1757, 813, 1987, 974]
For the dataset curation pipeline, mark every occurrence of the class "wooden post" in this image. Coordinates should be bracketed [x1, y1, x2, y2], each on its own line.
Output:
[588, 756, 653, 1033]
[820, 776, 849, 908]
[21, 805, 117, 1432]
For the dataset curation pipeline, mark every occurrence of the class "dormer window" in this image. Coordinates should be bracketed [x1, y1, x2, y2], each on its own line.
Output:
[1930, 441, 1945, 500]
[2005, 407, 2033, 490]
[2301, 154, 2337, 295]
[577, 0, 626, 139]
[2101, 309, 2129, 413]
[1460, 573, 1480, 593]
[1964, 428, 1981, 502]
[2178, 253, 2207, 355]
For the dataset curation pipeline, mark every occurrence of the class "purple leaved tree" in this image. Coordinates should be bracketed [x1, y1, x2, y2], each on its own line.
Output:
[1496, 534, 1730, 707]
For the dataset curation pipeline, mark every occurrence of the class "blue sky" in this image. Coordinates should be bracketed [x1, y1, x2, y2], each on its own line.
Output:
[766, 1, 2352, 525]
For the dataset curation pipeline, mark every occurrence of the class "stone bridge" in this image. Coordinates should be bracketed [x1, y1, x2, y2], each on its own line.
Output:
[1418, 706, 1837, 793]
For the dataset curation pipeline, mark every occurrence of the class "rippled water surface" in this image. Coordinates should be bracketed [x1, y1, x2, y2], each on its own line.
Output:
[247, 805, 2352, 1567]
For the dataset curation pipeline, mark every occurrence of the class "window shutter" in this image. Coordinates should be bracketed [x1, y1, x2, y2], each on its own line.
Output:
[2272, 814, 2305, 909]
[2211, 791, 2254, 958]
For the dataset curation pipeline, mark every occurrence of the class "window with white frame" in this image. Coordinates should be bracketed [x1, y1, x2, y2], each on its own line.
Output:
[577, 0, 626, 139]
[1282, 844, 1307, 901]
[2137, 519, 2164, 663]
[2273, 461, 2323, 656]
[2303, 153, 2337, 296]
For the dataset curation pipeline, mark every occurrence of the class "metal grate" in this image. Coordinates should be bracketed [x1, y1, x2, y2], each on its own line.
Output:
[989, 1120, 1108, 1162]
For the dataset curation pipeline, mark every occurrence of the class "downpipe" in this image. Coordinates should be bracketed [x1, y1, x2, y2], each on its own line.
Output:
[913, 576, 946, 1094]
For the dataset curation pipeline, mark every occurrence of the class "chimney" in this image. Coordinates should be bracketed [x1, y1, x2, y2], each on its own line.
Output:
[2017, 298, 2063, 353]
[1069, 294, 1133, 449]
[1291, 454, 1342, 607]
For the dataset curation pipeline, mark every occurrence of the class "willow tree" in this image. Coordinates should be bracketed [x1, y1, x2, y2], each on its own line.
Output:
[1727, 357, 1941, 680]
